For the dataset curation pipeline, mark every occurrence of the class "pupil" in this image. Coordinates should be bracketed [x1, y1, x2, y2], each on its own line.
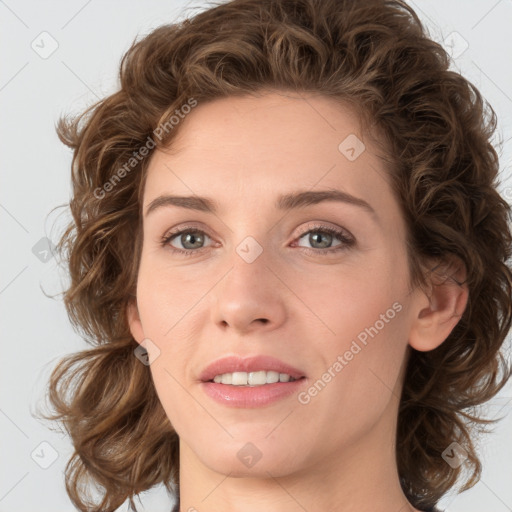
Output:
[311, 232, 331, 249]
[183, 232, 203, 249]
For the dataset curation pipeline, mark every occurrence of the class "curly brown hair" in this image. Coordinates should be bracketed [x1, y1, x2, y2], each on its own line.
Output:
[37, 0, 512, 511]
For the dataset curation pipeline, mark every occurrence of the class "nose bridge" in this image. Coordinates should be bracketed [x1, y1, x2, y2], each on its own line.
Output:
[210, 230, 286, 332]
[224, 211, 273, 278]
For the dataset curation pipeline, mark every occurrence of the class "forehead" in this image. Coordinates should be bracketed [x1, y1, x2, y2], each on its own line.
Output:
[143, 91, 395, 219]
[160, 91, 369, 163]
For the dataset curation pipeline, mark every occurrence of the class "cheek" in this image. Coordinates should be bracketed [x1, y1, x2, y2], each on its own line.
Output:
[136, 258, 205, 339]
[287, 257, 406, 341]
[298, 304, 410, 442]
[294, 256, 410, 396]
[135, 253, 209, 345]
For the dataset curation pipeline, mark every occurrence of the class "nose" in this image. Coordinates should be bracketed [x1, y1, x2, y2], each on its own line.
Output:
[210, 243, 287, 335]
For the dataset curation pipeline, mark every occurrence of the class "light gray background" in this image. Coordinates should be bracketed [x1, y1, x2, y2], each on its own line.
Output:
[1, 1, 511, 511]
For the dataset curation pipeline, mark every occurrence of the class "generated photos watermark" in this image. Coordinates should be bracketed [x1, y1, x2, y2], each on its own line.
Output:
[297, 301, 403, 405]
[94, 97, 198, 199]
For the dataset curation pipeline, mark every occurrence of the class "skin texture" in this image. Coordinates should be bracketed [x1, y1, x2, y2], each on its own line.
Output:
[127, 90, 468, 512]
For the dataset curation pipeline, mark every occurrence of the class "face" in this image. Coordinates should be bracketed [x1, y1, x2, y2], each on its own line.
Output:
[128, 90, 424, 477]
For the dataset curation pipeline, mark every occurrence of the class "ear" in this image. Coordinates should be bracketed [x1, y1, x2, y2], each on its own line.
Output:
[127, 297, 145, 344]
[408, 255, 469, 352]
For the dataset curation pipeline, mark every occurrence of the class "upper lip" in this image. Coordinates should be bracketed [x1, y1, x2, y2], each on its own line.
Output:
[199, 355, 306, 382]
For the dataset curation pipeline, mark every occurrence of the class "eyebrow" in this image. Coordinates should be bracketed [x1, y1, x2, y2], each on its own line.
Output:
[145, 189, 377, 218]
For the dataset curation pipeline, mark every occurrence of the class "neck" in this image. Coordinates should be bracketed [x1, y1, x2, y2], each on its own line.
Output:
[176, 399, 420, 512]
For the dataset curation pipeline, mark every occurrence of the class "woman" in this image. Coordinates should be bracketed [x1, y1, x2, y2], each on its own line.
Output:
[41, 0, 512, 511]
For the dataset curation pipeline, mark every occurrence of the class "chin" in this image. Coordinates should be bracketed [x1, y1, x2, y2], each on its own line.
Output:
[198, 441, 304, 477]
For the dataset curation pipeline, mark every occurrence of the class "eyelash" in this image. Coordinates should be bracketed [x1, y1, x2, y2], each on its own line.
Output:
[160, 223, 355, 257]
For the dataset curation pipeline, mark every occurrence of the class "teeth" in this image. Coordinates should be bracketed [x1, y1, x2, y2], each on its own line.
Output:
[212, 371, 297, 386]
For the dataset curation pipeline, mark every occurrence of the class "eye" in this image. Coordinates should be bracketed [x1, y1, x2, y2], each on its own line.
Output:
[161, 227, 213, 255]
[160, 223, 355, 256]
[293, 224, 355, 255]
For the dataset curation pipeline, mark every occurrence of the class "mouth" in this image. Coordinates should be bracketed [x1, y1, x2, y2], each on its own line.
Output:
[199, 354, 306, 383]
[206, 371, 306, 386]
[201, 375, 307, 408]
[198, 354, 307, 407]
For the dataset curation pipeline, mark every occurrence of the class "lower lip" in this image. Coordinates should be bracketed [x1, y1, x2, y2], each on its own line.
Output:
[200, 378, 306, 408]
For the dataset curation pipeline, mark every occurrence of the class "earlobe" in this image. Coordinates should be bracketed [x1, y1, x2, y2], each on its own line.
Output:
[408, 256, 469, 352]
[127, 298, 145, 344]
